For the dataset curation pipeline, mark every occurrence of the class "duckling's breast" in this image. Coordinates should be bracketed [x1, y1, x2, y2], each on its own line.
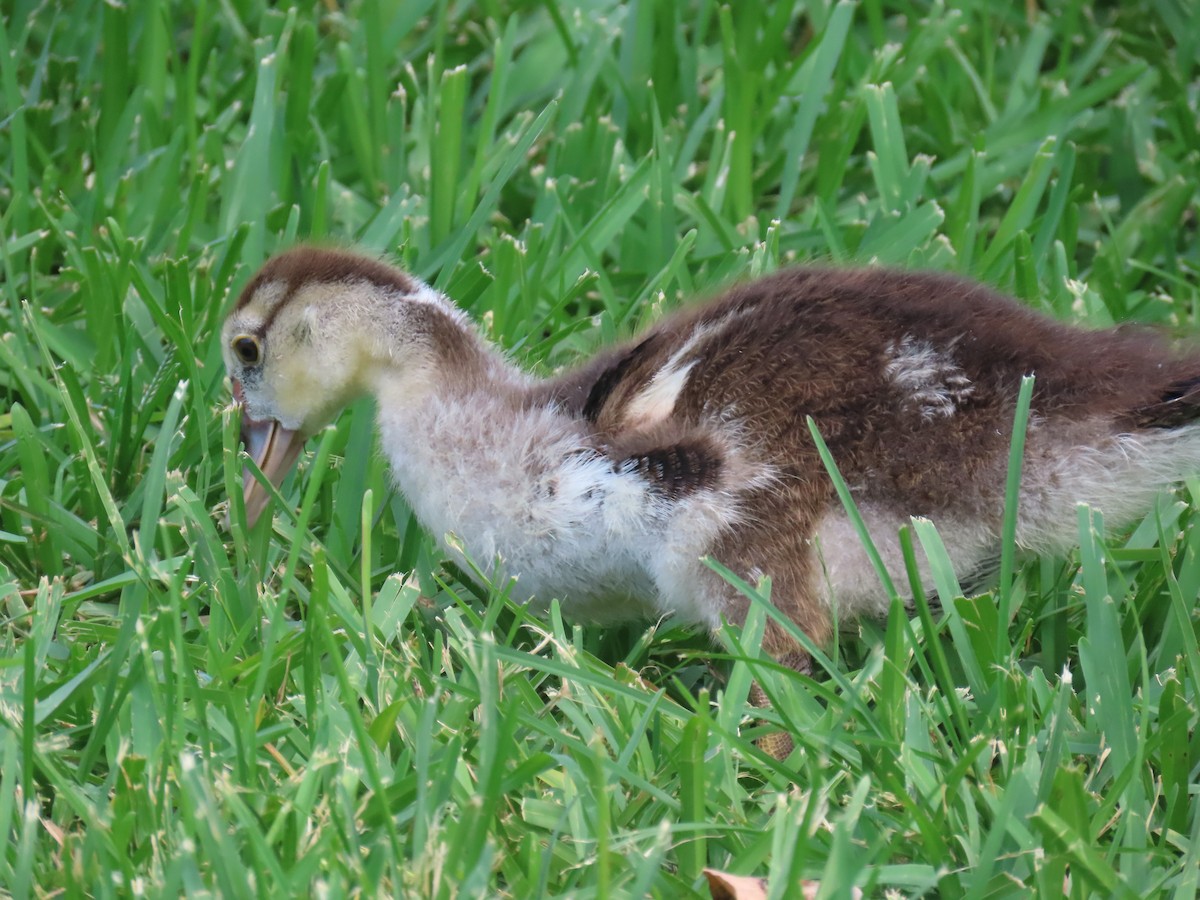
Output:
[377, 392, 677, 621]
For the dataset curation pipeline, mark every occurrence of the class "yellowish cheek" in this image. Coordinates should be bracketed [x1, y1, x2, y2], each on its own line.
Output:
[271, 352, 359, 430]
[271, 356, 318, 423]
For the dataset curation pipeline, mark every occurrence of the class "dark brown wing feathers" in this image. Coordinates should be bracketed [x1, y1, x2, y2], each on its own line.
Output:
[549, 267, 1200, 511]
[612, 432, 725, 499]
[581, 336, 660, 424]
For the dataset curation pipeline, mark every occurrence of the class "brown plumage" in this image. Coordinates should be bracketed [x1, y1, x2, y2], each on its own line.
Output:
[221, 247, 1200, 750]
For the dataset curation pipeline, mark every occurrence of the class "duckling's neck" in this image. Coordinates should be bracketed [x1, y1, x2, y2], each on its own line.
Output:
[368, 309, 663, 618]
[352, 291, 514, 403]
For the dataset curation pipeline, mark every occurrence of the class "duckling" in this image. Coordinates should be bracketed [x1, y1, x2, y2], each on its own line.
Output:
[221, 247, 1200, 716]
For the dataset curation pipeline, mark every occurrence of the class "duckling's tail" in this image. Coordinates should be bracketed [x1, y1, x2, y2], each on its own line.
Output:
[1135, 374, 1200, 429]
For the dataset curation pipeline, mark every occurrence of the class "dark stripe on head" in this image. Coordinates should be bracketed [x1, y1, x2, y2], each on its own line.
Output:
[235, 247, 420, 334]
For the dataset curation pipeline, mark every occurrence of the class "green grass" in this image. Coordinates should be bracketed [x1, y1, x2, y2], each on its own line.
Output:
[2, 0, 1200, 895]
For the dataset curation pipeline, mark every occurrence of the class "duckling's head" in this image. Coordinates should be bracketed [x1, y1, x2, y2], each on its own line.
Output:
[221, 247, 463, 526]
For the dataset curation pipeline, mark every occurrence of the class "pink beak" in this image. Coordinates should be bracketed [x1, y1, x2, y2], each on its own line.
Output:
[232, 380, 303, 527]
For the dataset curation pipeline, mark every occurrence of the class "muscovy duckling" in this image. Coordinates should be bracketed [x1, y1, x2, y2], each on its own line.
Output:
[222, 247, 1200, 699]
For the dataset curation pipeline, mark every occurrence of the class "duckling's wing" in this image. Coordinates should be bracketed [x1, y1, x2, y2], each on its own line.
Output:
[606, 428, 727, 499]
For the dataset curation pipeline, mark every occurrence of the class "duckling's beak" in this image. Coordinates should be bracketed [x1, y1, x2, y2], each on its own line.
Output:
[232, 380, 303, 528]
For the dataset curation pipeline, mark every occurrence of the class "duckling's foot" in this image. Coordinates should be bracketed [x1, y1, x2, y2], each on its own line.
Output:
[749, 650, 811, 760]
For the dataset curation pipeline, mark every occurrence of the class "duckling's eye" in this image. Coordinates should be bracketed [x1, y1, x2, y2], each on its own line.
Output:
[232, 335, 261, 366]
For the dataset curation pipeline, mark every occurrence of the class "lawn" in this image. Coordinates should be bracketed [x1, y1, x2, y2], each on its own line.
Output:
[2, 0, 1199, 896]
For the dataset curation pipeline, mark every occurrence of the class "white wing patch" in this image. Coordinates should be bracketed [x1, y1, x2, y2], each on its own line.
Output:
[621, 323, 719, 429]
[623, 359, 698, 429]
[884, 335, 973, 420]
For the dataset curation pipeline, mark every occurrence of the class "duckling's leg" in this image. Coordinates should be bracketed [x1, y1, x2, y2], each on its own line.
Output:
[749, 691, 798, 759]
[712, 613, 819, 760]
[710, 520, 830, 761]
[744, 611, 823, 761]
